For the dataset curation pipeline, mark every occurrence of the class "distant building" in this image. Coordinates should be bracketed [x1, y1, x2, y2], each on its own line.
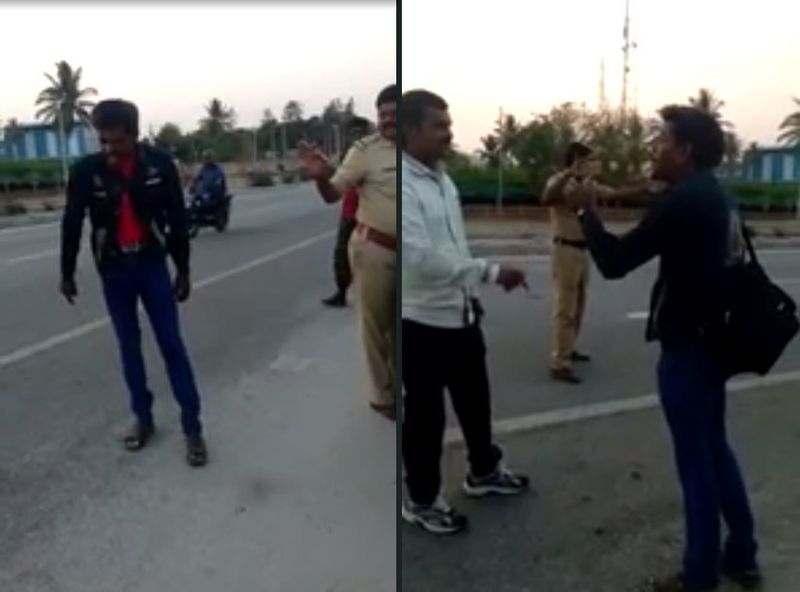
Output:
[0, 121, 99, 161]
[742, 145, 800, 183]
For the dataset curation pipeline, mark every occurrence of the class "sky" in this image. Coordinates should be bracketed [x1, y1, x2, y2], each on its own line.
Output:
[402, 0, 800, 152]
[1, 1, 395, 135]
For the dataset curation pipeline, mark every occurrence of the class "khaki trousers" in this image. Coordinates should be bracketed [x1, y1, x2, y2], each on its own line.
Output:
[550, 244, 589, 371]
[349, 226, 396, 407]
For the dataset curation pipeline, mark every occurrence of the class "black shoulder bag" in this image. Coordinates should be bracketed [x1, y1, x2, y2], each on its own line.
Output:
[711, 223, 799, 378]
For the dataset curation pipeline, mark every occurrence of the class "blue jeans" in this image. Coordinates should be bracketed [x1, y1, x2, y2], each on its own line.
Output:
[657, 343, 757, 588]
[101, 254, 202, 436]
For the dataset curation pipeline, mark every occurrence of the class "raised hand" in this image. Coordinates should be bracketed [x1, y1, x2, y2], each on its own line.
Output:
[297, 141, 332, 180]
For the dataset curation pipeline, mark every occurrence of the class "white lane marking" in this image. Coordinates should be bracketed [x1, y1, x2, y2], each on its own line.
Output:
[444, 369, 800, 445]
[627, 311, 649, 320]
[758, 249, 800, 256]
[0, 229, 335, 369]
[5, 248, 59, 265]
[0, 221, 59, 238]
[3, 201, 296, 266]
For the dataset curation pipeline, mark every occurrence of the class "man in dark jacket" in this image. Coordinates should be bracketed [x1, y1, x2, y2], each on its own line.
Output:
[60, 99, 208, 467]
[570, 105, 759, 592]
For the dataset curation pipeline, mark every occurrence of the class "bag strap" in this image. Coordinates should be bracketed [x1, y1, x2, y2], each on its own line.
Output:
[740, 219, 760, 267]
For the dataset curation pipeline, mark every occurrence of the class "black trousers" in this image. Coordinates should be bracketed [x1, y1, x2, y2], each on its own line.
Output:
[402, 319, 502, 505]
[333, 217, 357, 293]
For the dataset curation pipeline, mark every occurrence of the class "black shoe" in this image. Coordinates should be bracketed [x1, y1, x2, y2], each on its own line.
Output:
[322, 292, 347, 308]
[463, 464, 530, 497]
[647, 573, 718, 592]
[571, 350, 591, 362]
[721, 563, 762, 590]
[185, 434, 208, 467]
[401, 497, 468, 535]
[122, 420, 155, 452]
[550, 367, 582, 384]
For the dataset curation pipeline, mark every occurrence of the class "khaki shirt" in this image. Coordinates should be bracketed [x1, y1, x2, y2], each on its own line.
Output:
[544, 172, 612, 242]
[330, 133, 396, 236]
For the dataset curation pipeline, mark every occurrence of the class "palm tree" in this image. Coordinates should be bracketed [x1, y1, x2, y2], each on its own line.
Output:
[778, 97, 800, 146]
[689, 88, 732, 129]
[35, 61, 97, 159]
[723, 130, 741, 179]
[199, 98, 236, 137]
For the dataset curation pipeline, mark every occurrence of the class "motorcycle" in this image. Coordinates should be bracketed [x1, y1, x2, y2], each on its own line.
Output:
[187, 189, 232, 238]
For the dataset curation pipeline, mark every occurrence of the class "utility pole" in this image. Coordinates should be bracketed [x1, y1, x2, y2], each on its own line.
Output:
[496, 106, 504, 212]
[599, 59, 607, 110]
[621, 0, 632, 122]
[57, 98, 68, 186]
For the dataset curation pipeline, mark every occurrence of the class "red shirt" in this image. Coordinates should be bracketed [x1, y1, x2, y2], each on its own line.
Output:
[341, 187, 359, 221]
[115, 156, 145, 247]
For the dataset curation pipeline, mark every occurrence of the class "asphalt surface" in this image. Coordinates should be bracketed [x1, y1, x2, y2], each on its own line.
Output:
[0, 184, 396, 592]
[402, 244, 800, 592]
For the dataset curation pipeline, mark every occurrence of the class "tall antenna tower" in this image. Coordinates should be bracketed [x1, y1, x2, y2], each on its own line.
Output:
[599, 59, 607, 110]
[621, 0, 634, 120]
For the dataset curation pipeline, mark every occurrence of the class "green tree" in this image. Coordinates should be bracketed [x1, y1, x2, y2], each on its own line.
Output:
[689, 88, 732, 129]
[723, 130, 742, 178]
[508, 117, 560, 193]
[199, 98, 236, 137]
[778, 97, 800, 146]
[478, 134, 501, 168]
[256, 108, 278, 154]
[154, 122, 196, 161]
[282, 100, 304, 123]
[34, 60, 97, 156]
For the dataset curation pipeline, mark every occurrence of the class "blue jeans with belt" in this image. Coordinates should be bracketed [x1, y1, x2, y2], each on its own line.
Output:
[657, 343, 757, 588]
[101, 254, 202, 436]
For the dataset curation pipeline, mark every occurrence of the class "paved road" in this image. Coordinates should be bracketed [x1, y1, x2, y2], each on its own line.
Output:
[0, 184, 395, 592]
[403, 245, 800, 592]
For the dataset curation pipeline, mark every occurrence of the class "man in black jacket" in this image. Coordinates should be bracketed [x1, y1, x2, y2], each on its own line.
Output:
[571, 105, 759, 592]
[60, 99, 208, 467]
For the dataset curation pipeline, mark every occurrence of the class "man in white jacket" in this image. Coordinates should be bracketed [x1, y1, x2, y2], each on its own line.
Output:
[401, 89, 530, 535]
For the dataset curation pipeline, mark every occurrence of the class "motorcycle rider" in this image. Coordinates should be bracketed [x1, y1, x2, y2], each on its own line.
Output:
[191, 150, 227, 209]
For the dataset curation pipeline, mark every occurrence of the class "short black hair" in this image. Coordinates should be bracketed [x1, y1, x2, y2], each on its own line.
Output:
[659, 104, 724, 169]
[376, 84, 398, 107]
[401, 89, 448, 128]
[564, 141, 593, 167]
[91, 99, 139, 136]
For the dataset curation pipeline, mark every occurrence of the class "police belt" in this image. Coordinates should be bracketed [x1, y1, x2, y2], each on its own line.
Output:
[357, 223, 396, 251]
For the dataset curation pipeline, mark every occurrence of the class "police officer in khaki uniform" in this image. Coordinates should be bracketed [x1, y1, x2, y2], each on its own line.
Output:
[298, 84, 397, 420]
[542, 142, 649, 383]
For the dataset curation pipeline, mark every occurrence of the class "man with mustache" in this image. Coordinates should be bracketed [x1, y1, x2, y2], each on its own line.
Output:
[401, 89, 530, 535]
[60, 99, 207, 467]
[299, 85, 398, 420]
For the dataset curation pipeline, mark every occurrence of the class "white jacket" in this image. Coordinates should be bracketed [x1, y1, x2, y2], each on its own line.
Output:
[401, 152, 498, 328]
